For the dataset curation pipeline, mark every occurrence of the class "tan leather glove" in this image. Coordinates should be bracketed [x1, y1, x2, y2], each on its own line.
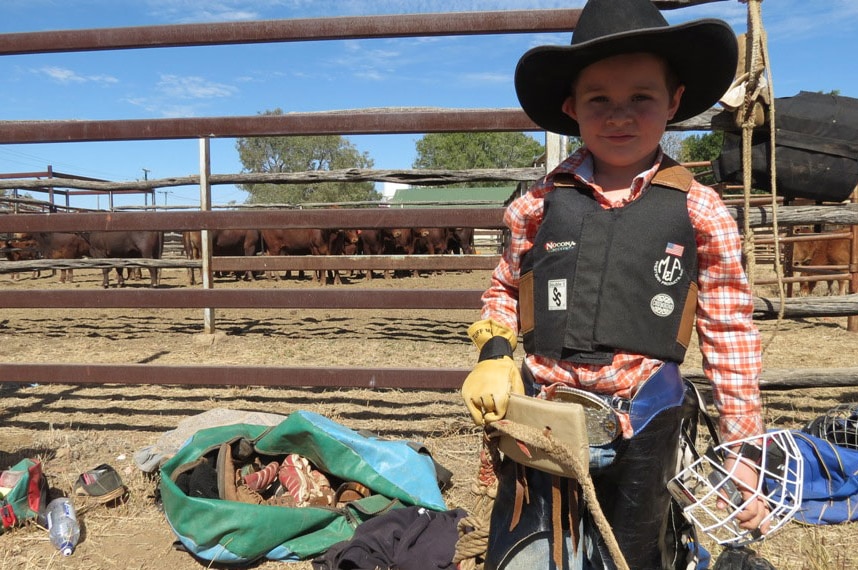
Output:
[461, 319, 524, 426]
[467, 318, 518, 353]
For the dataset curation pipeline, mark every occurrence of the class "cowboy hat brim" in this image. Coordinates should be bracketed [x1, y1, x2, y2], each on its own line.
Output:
[515, 19, 738, 136]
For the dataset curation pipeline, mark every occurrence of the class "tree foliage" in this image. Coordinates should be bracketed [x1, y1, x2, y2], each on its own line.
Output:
[678, 131, 724, 186]
[413, 132, 544, 187]
[235, 109, 379, 204]
[678, 131, 724, 164]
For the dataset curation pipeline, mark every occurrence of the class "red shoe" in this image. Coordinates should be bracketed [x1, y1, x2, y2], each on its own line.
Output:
[243, 461, 279, 492]
[278, 454, 313, 505]
[306, 469, 335, 507]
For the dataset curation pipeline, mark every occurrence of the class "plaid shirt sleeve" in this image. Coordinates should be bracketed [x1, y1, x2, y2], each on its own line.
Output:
[479, 181, 550, 333]
[688, 182, 764, 442]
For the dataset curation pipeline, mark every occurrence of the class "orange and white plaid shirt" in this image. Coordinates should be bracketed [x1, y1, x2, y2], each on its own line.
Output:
[481, 147, 763, 442]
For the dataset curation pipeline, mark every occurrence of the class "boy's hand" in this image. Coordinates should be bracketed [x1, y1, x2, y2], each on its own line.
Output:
[718, 456, 771, 536]
[461, 356, 524, 425]
[462, 318, 523, 426]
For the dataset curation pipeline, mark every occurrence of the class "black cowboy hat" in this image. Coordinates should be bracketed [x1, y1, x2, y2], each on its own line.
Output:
[515, 0, 738, 136]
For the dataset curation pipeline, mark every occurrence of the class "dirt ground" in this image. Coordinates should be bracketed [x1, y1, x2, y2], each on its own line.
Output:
[0, 266, 856, 569]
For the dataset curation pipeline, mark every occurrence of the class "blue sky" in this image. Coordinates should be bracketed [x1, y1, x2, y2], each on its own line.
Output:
[1, 0, 856, 209]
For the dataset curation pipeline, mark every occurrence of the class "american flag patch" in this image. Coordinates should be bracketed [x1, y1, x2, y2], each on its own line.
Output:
[665, 242, 685, 257]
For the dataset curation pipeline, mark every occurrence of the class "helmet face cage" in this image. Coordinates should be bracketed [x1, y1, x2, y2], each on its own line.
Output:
[667, 429, 804, 546]
[818, 403, 858, 450]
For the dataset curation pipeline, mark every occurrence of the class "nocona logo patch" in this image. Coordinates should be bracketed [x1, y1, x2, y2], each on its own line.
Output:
[544, 240, 576, 253]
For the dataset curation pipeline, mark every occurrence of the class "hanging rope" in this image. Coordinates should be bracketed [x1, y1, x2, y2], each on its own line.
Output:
[738, 0, 786, 349]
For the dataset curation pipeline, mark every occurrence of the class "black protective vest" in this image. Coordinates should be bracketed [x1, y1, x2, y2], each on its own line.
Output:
[519, 160, 698, 365]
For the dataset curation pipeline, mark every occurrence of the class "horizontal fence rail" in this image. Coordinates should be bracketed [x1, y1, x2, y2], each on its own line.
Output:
[0, 255, 503, 274]
[1, 363, 853, 391]
[0, 208, 507, 232]
[0, 289, 485, 309]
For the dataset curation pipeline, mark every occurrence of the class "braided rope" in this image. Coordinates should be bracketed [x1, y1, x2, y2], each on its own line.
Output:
[453, 434, 499, 569]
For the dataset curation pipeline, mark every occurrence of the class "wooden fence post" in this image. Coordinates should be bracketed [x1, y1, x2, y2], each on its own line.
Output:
[199, 137, 216, 334]
[849, 187, 858, 332]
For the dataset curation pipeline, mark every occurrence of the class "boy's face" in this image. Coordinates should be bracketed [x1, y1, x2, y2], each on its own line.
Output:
[562, 52, 684, 177]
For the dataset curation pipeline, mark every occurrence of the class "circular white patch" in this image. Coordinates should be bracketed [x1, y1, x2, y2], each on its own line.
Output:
[650, 293, 675, 317]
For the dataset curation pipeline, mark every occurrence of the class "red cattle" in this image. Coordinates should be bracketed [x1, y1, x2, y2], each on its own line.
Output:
[182, 231, 202, 284]
[337, 229, 361, 256]
[447, 227, 476, 255]
[386, 228, 417, 278]
[3, 234, 41, 280]
[183, 229, 261, 284]
[412, 227, 449, 255]
[355, 229, 385, 281]
[792, 234, 852, 296]
[330, 229, 361, 281]
[412, 227, 449, 276]
[82, 231, 163, 288]
[31, 232, 91, 283]
[260, 228, 339, 285]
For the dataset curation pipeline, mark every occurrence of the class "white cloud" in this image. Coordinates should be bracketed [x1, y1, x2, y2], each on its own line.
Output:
[460, 71, 508, 85]
[36, 66, 119, 85]
[156, 74, 238, 99]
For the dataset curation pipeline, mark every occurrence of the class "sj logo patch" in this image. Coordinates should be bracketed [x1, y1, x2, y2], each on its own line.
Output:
[548, 279, 566, 311]
[653, 255, 684, 286]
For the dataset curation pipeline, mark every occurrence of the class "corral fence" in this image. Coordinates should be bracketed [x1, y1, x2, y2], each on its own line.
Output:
[1, 3, 858, 391]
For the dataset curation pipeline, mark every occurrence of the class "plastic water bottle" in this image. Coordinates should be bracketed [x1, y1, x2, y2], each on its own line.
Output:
[45, 497, 80, 556]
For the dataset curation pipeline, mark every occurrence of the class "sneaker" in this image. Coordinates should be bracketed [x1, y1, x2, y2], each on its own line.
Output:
[243, 461, 279, 492]
[278, 454, 313, 505]
[73, 464, 127, 505]
[306, 469, 335, 507]
[278, 454, 335, 507]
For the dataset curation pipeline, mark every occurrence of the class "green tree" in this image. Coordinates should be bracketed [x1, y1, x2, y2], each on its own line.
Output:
[677, 131, 724, 186]
[678, 131, 724, 164]
[235, 109, 379, 204]
[413, 132, 544, 187]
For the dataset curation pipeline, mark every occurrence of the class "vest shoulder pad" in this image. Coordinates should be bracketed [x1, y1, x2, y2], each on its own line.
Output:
[652, 156, 694, 193]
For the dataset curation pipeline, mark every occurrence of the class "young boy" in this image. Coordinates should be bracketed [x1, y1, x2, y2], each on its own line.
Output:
[462, 0, 769, 568]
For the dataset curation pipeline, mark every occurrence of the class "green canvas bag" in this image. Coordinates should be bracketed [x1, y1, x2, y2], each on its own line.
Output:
[0, 458, 48, 531]
[159, 410, 448, 565]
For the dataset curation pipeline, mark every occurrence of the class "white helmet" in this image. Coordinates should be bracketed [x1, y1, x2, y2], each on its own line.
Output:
[668, 429, 804, 546]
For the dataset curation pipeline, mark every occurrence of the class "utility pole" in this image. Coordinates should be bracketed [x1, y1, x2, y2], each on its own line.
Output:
[142, 168, 153, 207]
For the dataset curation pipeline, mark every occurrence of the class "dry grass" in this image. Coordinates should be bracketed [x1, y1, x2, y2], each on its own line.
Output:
[1, 267, 857, 569]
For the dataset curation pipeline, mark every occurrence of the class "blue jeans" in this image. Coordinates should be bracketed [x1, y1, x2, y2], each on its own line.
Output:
[500, 443, 618, 570]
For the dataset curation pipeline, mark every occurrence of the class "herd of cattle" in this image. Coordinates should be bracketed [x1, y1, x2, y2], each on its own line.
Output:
[3, 227, 850, 293]
[1, 227, 477, 287]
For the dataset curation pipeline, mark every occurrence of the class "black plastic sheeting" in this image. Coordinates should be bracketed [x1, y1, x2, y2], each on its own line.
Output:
[713, 91, 858, 203]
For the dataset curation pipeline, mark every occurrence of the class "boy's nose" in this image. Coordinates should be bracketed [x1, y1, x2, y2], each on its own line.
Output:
[606, 104, 633, 124]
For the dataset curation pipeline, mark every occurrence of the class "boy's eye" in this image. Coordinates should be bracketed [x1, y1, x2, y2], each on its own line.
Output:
[632, 94, 652, 102]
